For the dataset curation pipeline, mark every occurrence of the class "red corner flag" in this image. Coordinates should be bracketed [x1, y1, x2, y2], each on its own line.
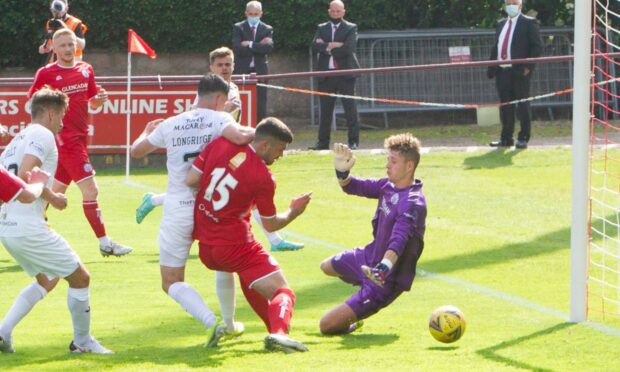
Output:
[128, 29, 156, 59]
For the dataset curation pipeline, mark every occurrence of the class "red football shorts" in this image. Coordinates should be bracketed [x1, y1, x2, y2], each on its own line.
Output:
[55, 140, 96, 185]
[198, 240, 281, 289]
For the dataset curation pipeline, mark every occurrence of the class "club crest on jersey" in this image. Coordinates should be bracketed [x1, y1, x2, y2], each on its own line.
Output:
[228, 152, 247, 170]
[56, 75, 63, 81]
[380, 198, 391, 216]
[81, 69, 90, 78]
[83, 163, 93, 173]
[391, 193, 399, 205]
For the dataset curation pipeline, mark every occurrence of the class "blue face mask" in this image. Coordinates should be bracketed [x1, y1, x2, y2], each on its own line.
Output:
[505, 4, 520, 18]
[247, 17, 260, 26]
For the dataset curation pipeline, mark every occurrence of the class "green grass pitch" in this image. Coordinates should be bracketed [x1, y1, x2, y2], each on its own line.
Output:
[1, 148, 619, 371]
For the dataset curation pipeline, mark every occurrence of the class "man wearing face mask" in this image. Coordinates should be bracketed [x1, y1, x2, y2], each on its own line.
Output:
[232, 1, 273, 123]
[487, 0, 543, 149]
[38, 0, 87, 65]
[310, 0, 361, 151]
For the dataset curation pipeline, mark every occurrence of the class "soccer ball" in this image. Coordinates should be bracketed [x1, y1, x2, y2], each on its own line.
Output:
[428, 305, 466, 343]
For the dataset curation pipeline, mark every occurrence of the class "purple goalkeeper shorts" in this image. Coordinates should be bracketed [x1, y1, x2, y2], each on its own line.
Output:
[331, 248, 403, 320]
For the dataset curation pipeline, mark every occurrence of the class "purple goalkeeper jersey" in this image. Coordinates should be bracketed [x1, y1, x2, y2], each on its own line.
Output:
[343, 177, 426, 291]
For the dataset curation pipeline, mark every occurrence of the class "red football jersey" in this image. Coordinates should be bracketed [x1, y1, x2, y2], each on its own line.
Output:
[28, 61, 98, 144]
[0, 166, 25, 203]
[193, 137, 277, 245]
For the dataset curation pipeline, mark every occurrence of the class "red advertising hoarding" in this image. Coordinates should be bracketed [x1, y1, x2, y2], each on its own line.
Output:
[0, 76, 256, 153]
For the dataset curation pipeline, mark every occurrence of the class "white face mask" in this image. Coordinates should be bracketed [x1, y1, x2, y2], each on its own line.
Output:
[505, 4, 521, 18]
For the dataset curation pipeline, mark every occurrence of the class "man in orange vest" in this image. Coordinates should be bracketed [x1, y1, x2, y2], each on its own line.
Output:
[38, 0, 87, 64]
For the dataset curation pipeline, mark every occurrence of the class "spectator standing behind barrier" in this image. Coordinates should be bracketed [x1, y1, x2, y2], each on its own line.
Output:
[310, 0, 361, 151]
[38, 0, 87, 65]
[232, 1, 273, 123]
[487, 0, 542, 149]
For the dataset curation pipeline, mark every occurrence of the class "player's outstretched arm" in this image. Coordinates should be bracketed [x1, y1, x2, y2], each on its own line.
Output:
[222, 123, 255, 145]
[333, 143, 356, 187]
[131, 119, 164, 158]
[260, 192, 312, 233]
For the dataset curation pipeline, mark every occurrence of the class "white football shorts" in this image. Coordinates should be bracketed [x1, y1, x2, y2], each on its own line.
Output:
[158, 198, 194, 268]
[1, 231, 81, 280]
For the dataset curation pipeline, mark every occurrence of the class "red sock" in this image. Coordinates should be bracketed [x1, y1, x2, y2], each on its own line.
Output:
[82, 200, 106, 238]
[240, 281, 271, 331]
[268, 288, 295, 335]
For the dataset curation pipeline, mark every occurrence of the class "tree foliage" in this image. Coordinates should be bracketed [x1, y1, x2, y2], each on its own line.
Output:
[0, 0, 576, 69]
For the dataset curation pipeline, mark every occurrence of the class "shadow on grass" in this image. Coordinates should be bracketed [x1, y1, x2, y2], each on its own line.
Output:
[463, 148, 521, 169]
[422, 213, 617, 275]
[428, 345, 459, 351]
[476, 322, 574, 371]
[336, 333, 399, 349]
[0, 315, 272, 369]
[0, 264, 21, 274]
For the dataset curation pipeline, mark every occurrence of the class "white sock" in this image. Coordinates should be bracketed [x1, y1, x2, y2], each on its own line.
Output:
[67, 287, 91, 346]
[168, 282, 216, 330]
[252, 208, 282, 245]
[0, 282, 47, 339]
[151, 193, 165, 206]
[216, 271, 236, 332]
[98, 236, 111, 246]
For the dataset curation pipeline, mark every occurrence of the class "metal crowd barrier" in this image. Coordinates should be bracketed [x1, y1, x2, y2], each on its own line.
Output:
[309, 27, 575, 128]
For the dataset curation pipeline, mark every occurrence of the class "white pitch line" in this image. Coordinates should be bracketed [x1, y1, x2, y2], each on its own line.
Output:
[282, 230, 620, 338]
[120, 171, 620, 338]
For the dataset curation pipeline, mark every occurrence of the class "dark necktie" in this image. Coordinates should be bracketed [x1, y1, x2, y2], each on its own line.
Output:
[332, 24, 339, 68]
[501, 19, 512, 60]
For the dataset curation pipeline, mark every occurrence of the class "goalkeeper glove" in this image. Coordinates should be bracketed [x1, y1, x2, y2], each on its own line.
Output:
[361, 261, 391, 288]
[333, 143, 356, 180]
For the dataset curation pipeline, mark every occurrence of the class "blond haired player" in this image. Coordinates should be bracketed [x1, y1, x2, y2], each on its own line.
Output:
[0, 87, 111, 354]
[29, 28, 132, 257]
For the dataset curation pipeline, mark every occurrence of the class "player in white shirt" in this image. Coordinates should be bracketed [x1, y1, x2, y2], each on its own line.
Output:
[131, 73, 254, 346]
[136, 47, 304, 252]
[0, 87, 111, 354]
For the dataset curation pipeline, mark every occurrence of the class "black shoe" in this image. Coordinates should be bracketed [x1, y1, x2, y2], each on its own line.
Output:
[489, 140, 514, 147]
[308, 143, 329, 150]
[515, 140, 528, 149]
[349, 143, 358, 150]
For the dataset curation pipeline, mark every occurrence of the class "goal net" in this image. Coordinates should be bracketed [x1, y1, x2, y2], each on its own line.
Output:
[587, 0, 620, 321]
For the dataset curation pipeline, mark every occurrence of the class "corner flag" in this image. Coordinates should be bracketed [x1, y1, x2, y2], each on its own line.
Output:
[128, 29, 156, 59]
[125, 29, 156, 181]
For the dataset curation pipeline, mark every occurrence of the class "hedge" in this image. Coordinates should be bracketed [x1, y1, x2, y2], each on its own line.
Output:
[0, 0, 576, 69]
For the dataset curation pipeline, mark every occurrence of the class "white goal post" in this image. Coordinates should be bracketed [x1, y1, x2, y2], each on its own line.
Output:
[570, 0, 592, 323]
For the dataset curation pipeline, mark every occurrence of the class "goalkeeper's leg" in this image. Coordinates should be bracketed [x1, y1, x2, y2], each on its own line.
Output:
[319, 303, 359, 335]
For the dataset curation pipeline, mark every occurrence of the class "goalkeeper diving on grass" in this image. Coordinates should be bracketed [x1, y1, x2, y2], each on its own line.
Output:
[319, 134, 427, 335]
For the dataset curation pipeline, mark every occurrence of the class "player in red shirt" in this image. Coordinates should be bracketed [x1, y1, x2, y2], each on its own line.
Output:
[186, 118, 312, 353]
[28, 28, 132, 257]
[0, 166, 50, 204]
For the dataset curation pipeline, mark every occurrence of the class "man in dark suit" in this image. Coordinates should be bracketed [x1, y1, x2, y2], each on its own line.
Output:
[232, 1, 273, 123]
[488, 0, 543, 149]
[309, 0, 361, 150]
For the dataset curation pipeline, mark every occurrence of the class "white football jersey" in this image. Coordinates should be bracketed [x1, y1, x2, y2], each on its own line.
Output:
[147, 108, 234, 200]
[0, 124, 57, 237]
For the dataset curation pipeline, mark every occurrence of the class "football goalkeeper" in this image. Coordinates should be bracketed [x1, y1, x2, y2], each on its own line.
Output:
[319, 134, 427, 334]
